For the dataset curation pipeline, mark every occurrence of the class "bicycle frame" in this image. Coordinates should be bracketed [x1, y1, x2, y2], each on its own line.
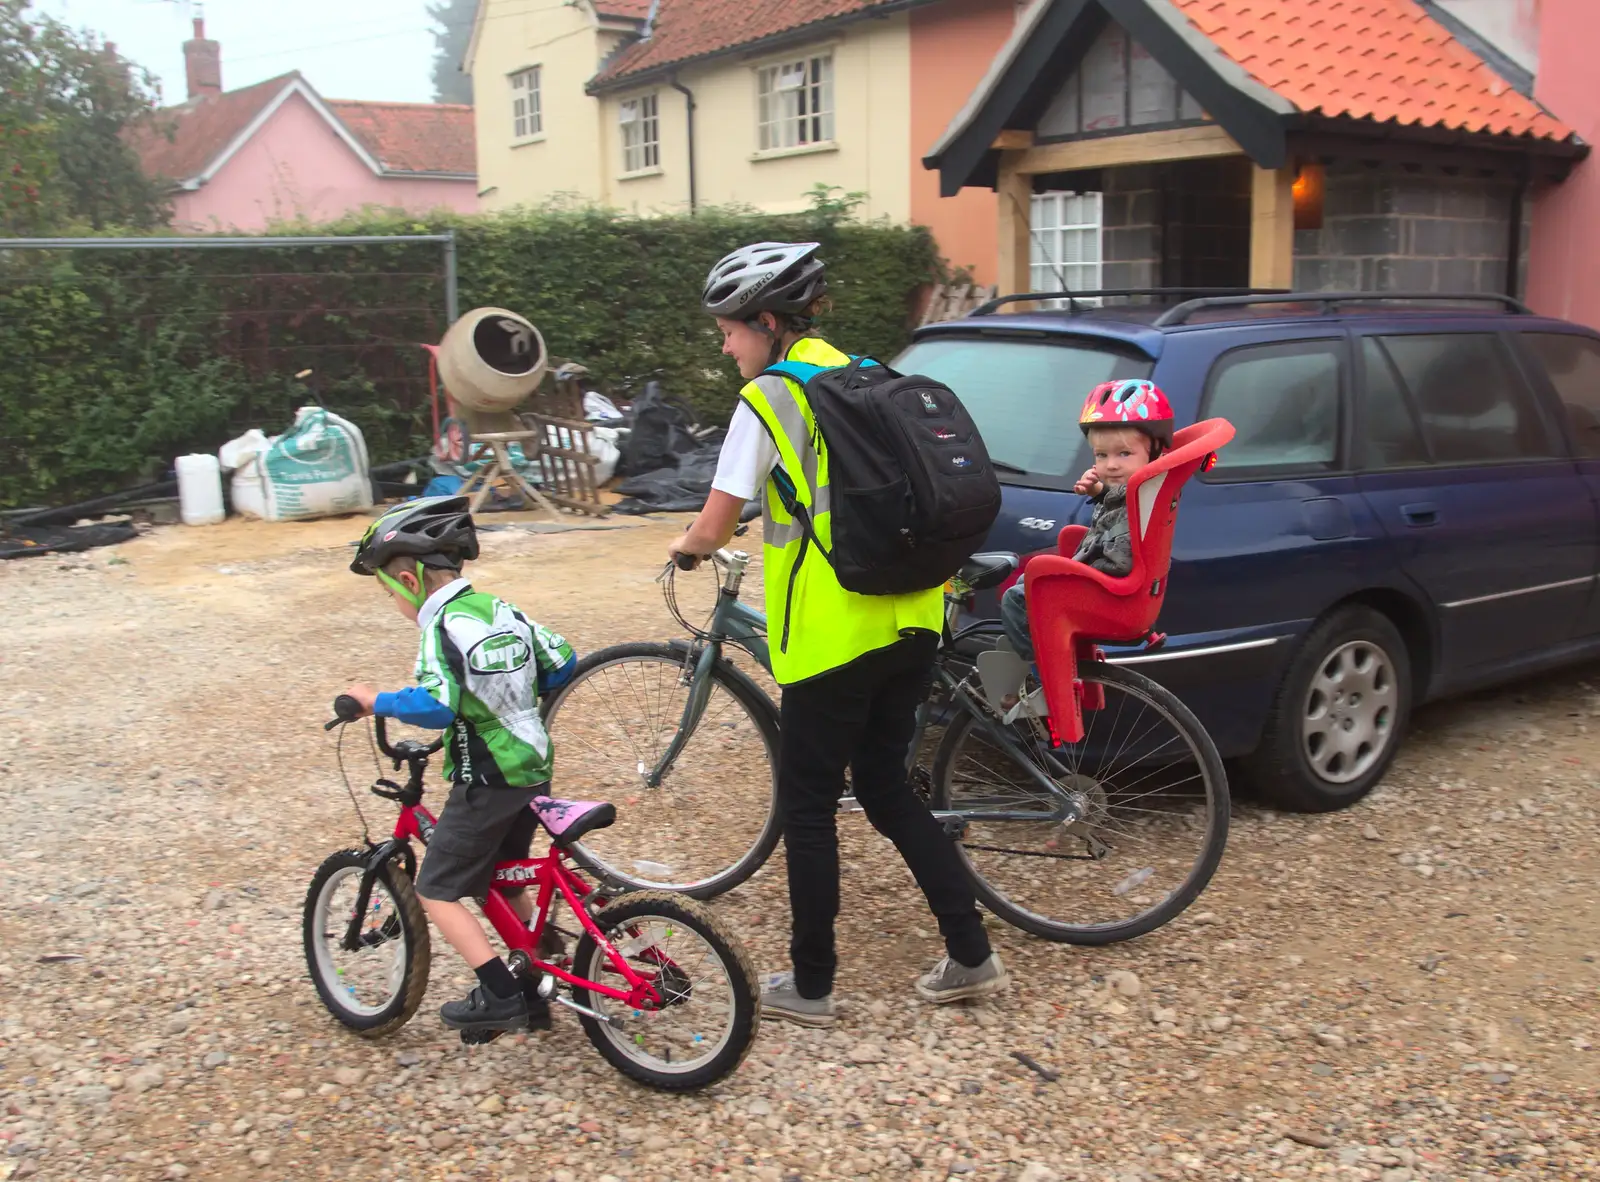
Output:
[644, 551, 768, 786]
[344, 720, 678, 1016]
[657, 553, 1081, 827]
[403, 804, 671, 1011]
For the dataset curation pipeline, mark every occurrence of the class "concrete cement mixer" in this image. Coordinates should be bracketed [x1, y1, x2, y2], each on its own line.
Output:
[428, 308, 606, 517]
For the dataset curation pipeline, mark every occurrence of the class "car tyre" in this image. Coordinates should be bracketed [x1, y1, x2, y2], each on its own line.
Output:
[1242, 605, 1411, 813]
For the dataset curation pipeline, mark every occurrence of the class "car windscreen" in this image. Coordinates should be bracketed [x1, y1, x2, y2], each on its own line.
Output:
[892, 334, 1155, 483]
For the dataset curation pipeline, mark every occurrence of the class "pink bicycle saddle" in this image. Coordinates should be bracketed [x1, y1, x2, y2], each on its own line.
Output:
[531, 796, 616, 843]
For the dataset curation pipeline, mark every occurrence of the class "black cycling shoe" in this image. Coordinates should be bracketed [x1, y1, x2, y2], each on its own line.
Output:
[440, 984, 529, 1033]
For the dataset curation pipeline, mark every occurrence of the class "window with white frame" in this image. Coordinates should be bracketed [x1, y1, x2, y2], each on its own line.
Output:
[511, 66, 542, 140]
[620, 93, 660, 173]
[1030, 191, 1102, 302]
[757, 53, 834, 152]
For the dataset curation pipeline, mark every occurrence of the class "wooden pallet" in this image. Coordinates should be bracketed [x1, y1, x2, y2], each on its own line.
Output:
[520, 412, 608, 517]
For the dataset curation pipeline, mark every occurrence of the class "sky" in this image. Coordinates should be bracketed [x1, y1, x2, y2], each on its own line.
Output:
[34, 0, 449, 105]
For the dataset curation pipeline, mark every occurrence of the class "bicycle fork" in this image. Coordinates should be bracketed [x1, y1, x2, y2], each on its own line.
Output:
[639, 640, 726, 787]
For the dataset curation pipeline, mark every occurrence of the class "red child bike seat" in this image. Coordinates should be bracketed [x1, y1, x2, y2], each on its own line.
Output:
[1022, 417, 1235, 742]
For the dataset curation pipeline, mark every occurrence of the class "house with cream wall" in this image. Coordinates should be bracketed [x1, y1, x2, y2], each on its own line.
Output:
[464, 0, 1024, 279]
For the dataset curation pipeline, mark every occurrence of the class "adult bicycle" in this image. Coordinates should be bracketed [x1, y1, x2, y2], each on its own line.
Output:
[540, 546, 1229, 945]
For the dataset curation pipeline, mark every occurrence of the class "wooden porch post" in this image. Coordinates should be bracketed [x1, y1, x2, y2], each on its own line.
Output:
[997, 149, 1032, 298]
[1250, 164, 1296, 289]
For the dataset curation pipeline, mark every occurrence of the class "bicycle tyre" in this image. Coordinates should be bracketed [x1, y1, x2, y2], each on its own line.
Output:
[540, 642, 783, 899]
[570, 891, 761, 1092]
[931, 660, 1229, 945]
[303, 850, 431, 1036]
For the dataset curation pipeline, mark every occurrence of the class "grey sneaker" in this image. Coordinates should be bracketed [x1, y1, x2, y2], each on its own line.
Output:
[915, 953, 1010, 1003]
[760, 972, 837, 1028]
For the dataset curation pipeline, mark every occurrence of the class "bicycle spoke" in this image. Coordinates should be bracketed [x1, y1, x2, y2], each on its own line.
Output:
[544, 652, 778, 893]
[935, 664, 1226, 940]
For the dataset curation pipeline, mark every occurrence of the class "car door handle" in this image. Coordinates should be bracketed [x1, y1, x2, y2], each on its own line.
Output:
[1400, 502, 1438, 527]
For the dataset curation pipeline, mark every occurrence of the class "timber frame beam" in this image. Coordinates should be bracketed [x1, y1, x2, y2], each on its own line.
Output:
[1010, 124, 1243, 175]
[991, 124, 1296, 299]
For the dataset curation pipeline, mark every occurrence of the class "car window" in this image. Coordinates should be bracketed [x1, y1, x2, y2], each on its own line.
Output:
[1521, 332, 1600, 458]
[892, 336, 1153, 480]
[1202, 340, 1342, 474]
[1377, 333, 1555, 464]
[1359, 337, 1429, 468]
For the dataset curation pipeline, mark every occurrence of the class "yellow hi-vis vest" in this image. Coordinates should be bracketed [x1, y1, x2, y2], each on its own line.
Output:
[739, 337, 942, 685]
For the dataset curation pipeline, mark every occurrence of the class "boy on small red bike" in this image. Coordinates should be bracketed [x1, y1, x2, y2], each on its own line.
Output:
[342, 496, 576, 1035]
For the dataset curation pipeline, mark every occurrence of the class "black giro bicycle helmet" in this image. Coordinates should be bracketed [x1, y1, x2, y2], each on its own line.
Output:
[701, 241, 827, 319]
[350, 495, 479, 576]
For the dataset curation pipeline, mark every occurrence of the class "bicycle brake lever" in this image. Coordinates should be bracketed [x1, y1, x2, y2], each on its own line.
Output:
[323, 717, 343, 731]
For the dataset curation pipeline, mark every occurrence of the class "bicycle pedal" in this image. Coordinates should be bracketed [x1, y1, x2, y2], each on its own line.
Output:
[459, 1028, 505, 1046]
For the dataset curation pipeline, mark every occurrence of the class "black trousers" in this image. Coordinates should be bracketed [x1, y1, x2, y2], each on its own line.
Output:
[777, 632, 992, 998]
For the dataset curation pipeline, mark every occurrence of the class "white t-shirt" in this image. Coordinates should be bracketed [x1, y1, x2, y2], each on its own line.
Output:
[710, 403, 780, 500]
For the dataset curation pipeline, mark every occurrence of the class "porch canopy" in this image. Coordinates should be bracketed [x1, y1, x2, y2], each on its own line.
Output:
[924, 0, 1585, 298]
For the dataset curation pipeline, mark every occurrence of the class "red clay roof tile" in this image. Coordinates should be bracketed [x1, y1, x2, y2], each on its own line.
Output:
[1169, 0, 1573, 141]
[327, 100, 476, 175]
[592, 0, 903, 87]
[128, 77, 476, 184]
[594, 0, 652, 18]
[126, 72, 297, 183]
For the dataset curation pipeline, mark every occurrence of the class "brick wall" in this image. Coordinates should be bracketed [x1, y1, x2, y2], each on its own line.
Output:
[1292, 162, 1520, 294]
[1100, 165, 1162, 290]
[1097, 158, 1251, 291]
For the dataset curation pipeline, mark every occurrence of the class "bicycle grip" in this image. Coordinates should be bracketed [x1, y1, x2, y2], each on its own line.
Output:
[674, 552, 699, 571]
[325, 694, 364, 730]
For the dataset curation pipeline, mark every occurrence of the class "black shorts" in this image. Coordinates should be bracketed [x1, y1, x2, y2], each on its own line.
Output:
[414, 781, 546, 902]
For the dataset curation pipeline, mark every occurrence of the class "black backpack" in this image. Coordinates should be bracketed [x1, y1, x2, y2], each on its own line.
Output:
[761, 356, 1002, 596]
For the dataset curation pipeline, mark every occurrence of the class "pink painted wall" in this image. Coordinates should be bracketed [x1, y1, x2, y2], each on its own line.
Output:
[169, 91, 476, 231]
[1526, 0, 1600, 329]
[910, 0, 1020, 287]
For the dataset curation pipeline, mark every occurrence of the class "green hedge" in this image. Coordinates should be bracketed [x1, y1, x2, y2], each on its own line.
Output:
[0, 205, 941, 508]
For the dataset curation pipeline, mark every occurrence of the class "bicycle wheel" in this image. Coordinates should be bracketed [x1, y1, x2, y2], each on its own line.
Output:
[540, 642, 782, 898]
[570, 891, 760, 1092]
[931, 661, 1228, 944]
[303, 850, 431, 1036]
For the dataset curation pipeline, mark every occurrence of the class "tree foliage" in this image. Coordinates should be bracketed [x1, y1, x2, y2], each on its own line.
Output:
[0, 203, 943, 507]
[0, 0, 169, 233]
[428, 0, 475, 106]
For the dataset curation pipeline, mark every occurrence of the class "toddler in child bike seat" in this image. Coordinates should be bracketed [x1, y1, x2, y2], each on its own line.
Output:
[999, 380, 1173, 668]
[342, 495, 577, 1034]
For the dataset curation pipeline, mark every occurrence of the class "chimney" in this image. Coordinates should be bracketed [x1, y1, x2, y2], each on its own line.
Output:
[184, 17, 221, 99]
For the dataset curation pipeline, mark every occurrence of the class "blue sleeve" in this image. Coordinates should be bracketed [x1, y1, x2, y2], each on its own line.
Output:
[374, 686, 456, 729]
[537, 652, 577, 694]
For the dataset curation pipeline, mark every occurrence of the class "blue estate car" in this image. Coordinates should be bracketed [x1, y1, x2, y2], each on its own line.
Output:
[894, 291, 1600, 812]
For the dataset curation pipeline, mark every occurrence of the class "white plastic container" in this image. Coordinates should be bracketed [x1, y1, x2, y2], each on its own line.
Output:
[176, 453, 225, 525]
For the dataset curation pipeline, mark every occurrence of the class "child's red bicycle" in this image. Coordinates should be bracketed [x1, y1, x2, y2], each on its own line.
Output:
[302, 697, 760, 1092]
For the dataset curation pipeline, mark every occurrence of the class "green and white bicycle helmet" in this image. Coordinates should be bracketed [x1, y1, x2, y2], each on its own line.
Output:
[351, 496, 478, 604]
[702, 241, 827, 320]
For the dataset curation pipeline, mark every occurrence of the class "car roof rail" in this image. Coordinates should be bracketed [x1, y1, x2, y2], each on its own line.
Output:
[969, 287, 1291, 317]
[1152, 290, 1535, 328]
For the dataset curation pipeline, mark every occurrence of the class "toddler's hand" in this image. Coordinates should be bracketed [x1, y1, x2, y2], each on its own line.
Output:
[1073, 468, 1104, 496]
[343, 684, 379, 716]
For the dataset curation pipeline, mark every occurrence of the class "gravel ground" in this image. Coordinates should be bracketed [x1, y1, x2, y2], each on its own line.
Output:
[1, 514, 1597, 1182]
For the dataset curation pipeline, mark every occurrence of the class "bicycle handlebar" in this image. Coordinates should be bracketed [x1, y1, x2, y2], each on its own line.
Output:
[671, 523, 749, 572]
[325, 697, 446, 759]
